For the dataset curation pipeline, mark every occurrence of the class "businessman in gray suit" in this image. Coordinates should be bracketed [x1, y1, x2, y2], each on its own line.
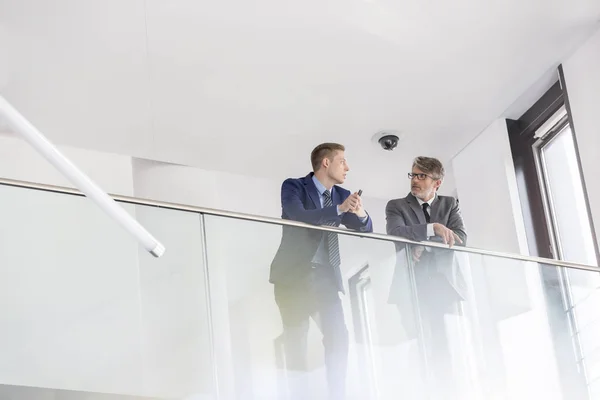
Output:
[385, 156, 467, 399]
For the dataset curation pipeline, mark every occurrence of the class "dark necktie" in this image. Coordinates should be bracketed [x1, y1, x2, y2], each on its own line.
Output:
[323, 190, 341, 267]
[422, 202, 431, 223]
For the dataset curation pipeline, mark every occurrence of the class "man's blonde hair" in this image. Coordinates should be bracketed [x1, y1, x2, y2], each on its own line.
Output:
[311, 143, 345, 171]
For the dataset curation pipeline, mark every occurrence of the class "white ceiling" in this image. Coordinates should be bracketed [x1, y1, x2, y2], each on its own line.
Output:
[1, 0, 599, 199]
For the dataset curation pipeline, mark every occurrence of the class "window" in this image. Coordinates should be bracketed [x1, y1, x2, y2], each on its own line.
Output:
[533, 108, 597, 266]
[533, 106, 600, 397]
[508, 70, 600, 398]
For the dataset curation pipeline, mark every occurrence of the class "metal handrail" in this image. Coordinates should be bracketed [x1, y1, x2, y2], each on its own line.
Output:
[1, 177, 599, 272]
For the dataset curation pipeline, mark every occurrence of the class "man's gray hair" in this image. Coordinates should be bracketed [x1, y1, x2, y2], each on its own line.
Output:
[412, 156, 445, 180]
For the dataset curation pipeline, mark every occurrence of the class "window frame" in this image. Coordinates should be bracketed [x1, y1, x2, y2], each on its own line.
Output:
[506, 69, 592, 399]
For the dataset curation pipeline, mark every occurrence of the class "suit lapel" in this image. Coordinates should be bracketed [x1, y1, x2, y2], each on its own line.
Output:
[429, 196, 441, 223]
[406, 193, 426, 224]
[304, 173, 322, 209]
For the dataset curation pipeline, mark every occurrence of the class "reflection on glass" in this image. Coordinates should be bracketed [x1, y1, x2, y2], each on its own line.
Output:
[398, 243, 467, 400]
[203, 213, 597, 400]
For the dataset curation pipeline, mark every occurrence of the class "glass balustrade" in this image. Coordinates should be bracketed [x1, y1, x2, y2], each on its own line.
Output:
[0, 183, 214, 399]
[202, 214, 600, 400]
[1, 181, 599, 400]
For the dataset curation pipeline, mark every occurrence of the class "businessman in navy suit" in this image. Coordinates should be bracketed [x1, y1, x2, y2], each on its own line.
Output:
[270, 143, 373, 400]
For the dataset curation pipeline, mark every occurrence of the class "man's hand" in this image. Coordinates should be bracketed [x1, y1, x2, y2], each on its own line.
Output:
[339, 193, 360, 213]
[433, 223, 463, 247]
[351, 194, 367, 218]
[412, 245, 425, 262]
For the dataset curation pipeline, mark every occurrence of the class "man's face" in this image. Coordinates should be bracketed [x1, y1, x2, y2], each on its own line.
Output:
[410, 167, 441, 201]
[326, 151, 350, 184]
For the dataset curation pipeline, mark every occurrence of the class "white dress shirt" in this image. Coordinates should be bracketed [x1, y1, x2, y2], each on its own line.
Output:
[416, 193, 436, 238]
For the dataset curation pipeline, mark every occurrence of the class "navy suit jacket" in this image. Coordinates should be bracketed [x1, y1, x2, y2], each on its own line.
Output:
[270, 172, 373, 290]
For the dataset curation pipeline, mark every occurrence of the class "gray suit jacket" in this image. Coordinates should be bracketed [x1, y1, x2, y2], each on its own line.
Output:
[385, 193, 468, 307]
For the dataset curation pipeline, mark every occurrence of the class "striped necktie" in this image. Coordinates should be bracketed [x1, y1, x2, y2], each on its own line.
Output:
[323, 190, 341, 267]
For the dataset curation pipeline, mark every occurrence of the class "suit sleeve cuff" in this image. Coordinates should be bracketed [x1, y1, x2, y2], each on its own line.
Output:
[427, 223, 434, 238]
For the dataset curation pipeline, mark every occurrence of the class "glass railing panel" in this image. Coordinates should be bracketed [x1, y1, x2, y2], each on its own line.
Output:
[400, 243, 566, 400]
[381, 242, 600, 400]
[203, 213, 600, 400]
[0, 184, 214, 399]
[3, 179, 600, 400]
[202, 214, 438, 399]
[338, 233, 426, 400]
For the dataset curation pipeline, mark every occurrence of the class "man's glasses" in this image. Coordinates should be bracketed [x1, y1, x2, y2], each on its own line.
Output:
[408, 172, 437, 181]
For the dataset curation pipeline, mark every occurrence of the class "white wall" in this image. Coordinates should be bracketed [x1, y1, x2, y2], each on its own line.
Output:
[132, 159, 220, 210]
[0, 135, 134, 195]
[452, 119, 529, 255]
[132, 157, 390, 233]
[0, 24, 7, 91]
[452, 118, 533, 319]
[562, 27, 600, 252]
[0, 136, 390, 233]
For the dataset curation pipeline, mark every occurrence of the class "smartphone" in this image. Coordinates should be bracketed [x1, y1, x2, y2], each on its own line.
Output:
[357, 189, 363, 196]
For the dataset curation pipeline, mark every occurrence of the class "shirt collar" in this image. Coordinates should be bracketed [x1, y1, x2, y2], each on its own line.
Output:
[416, 192, 437, 206]
[312, 175, 330, 196]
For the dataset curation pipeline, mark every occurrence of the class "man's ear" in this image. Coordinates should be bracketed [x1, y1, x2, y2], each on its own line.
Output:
[434, 179, 442, 191]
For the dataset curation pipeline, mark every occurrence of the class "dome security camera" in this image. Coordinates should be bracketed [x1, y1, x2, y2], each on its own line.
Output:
[371, 130, 403, 151]
[378, 134, 399, 151]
